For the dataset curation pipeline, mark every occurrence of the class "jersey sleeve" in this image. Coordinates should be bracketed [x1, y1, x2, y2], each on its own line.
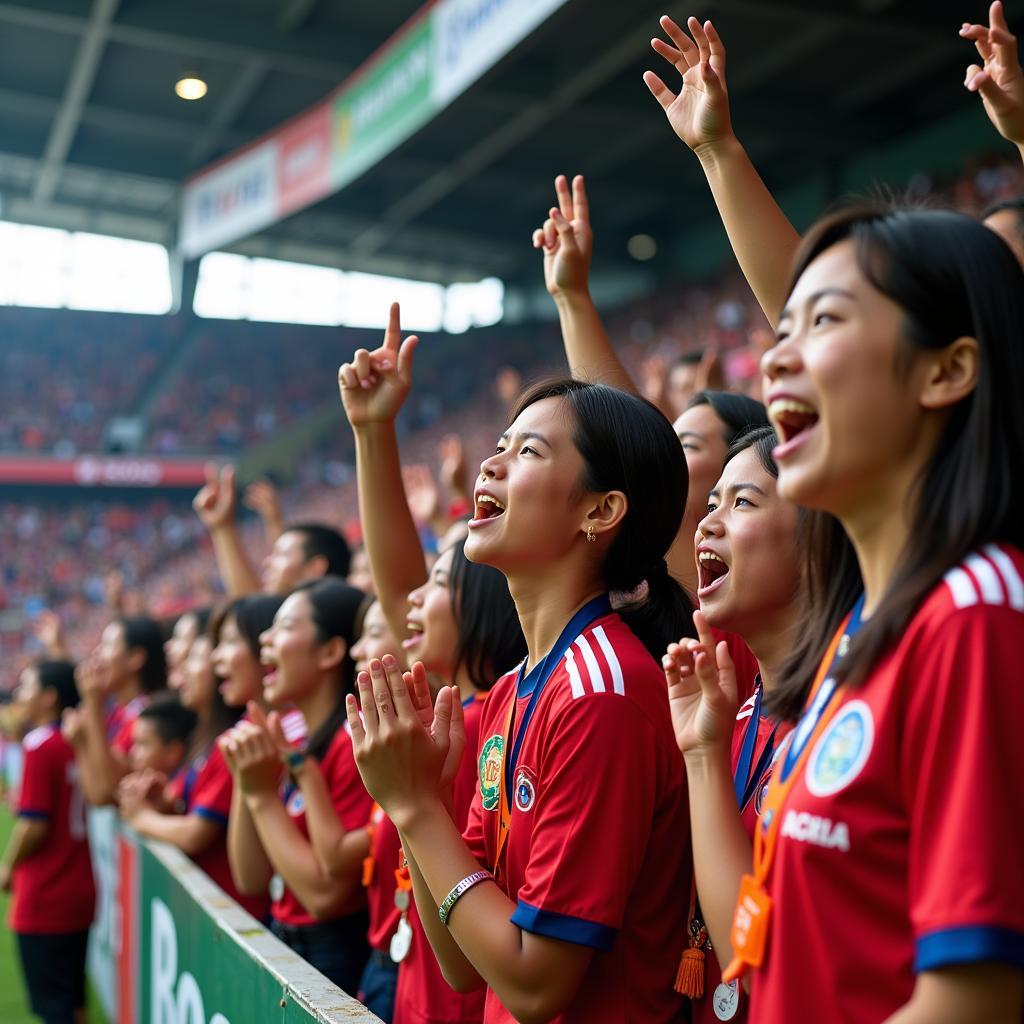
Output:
[17, 741, 57, 820]
[191, 746, 232, 826]
[901, 604, 1024, 972]
[461, 787, 488, 867]
[510, 695, 661, 951]
[325, 731, 374, 832]
[111, 718, 135, 758]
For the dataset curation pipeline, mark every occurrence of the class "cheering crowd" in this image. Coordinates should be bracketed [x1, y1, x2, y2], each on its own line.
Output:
[3, 4, 1024, 1023]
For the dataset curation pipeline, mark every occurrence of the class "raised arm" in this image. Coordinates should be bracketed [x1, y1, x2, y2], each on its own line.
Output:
[244, 478, 285, 547]
[265, 709, 369, 883]
[72, 660, 129, 806]
[644, 16, 801, 323]
[664, 612, 751, 976]
[532, 175, 635, 392]
[961, 1, 1024, 164]
[338, 303, 427, 644]
[193, 464, 262, 597]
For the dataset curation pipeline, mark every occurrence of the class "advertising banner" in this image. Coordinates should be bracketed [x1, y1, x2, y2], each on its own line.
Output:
[89, 827, 380, 1024]
[179, 0, 570, 260]
[0, 456, 210, 488]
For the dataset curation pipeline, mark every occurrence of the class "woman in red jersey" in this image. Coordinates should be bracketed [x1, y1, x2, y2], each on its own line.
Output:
[337, 305, 526, 1024]
[220, 578, 373, 995]
[690, 207, 1024, 1023]
[662, 425, 801, 1023]
[343, 346, 694, 1022]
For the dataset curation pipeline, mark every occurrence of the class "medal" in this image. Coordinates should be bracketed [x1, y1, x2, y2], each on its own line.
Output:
[713, 980, 739, 1021]
[394, 888, 410, 912]
[389, 916, 413, 963]
[269, 873, 284, 902]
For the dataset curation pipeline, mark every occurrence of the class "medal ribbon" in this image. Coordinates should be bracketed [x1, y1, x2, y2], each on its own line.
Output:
[491, 594, 611, 872]
[732, 682, 779, 813]
[722, 595, 865, 984]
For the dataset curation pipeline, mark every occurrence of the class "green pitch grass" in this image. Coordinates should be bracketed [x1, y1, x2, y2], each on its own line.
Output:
[0, 806, 109, 1023]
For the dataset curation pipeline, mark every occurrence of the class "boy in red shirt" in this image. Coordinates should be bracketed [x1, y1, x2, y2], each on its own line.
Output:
[0, 660, 96, 1024]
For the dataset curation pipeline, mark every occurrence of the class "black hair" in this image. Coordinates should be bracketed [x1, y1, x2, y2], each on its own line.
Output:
[35, 660, 79, 713]
[723, 425, 779, 479]
[510, 379, 695, 659]
[770, 204, 1024, 721]
[182, 606, 212, 635]
[981, 196, 1024, 242]
[672, 350, 704, 368]
[137, 694, 198, 746]
[285, 522, 352, 580]
[686, 390, 770, 444]
[119, 617, 168, 694]
[448, 538, 526, 689]
[290, 577, 367, 762]
[210, 594, 285, 660]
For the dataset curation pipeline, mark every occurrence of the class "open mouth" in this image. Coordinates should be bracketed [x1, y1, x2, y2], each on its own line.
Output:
[769, 398, 819, 454]
[471, 493, 506, 524]
[697, 550, 730, 595]
[402, 621, 424, 651]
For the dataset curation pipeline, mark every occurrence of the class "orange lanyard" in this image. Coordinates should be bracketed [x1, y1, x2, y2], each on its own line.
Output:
[362, 803, 384, 888]
[722, 605, 858, 983]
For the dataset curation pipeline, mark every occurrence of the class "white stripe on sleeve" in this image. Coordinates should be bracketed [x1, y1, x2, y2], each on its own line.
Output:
[565, 647, 586, 699]
[984, 544, 1024, 611]
[965, 553, 1005, 605]
[592, 625, 625, 695]
[575, 634, 606, 693]
[943, 565, 979, 609]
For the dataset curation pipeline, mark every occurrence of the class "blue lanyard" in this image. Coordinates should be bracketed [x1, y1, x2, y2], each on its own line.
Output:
[780, 593, 866, 784]
[505, 594, 611, 781]
[732, 681, 779, 811]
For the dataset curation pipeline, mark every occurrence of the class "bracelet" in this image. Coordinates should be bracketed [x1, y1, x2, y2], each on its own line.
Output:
[282, 748, 307, 772]
[438, 870, 492, 927]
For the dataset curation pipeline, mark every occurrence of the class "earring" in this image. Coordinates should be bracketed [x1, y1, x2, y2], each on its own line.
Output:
[586, 525, 596, 543]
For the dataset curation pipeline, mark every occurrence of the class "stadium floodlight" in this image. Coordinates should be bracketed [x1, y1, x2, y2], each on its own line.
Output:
[175, 72, 208, 101]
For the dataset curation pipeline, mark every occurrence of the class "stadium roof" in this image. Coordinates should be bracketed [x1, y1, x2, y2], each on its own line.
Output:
[0, 0, 1015, 289]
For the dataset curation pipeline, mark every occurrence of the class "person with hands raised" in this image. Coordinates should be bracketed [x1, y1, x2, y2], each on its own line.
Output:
[663, 426, 800, 1024]
[340, 302, 525, 1024]
[644, 15, 800, 322]
[348, 376, 693, 1024]
[244, 477, 286, 546]
[221, 578, 373, 995]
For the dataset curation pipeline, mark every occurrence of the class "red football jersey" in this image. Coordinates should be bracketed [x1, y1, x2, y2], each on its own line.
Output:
[272, 723, 374, 927]
[107, 694, 149, 758]
[11, 724, 95, 934]
[751, 544, 1024, 1021]
[182, 740, 270, 922]
[691, 681, 791, 1024]
[394, 694, 487, 1024]
[462, 610, 690, 1023]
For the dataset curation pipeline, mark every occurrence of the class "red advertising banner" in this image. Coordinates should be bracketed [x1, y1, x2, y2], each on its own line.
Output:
[0, 456, 210, 488]
[278, 101, 333, 217]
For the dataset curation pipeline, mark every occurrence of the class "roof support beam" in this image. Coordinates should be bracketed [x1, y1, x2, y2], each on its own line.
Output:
[33, 0, 119, 203]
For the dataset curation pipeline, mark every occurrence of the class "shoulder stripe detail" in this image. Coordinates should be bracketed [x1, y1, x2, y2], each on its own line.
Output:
[592, 626, 625, 695]
[965, 553, 1005, 605]
[564, 646, 586, 699]
[575, 635, 605, 693]
[23, 724, 56, 751]
[736, 692, 757, 720]
[984, 544, 1024, 611]
[944, 566, 978, 608]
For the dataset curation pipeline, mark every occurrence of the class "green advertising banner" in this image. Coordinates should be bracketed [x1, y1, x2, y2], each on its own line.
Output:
[100, 831, 380, 1024]
[330, 14, 434, 193]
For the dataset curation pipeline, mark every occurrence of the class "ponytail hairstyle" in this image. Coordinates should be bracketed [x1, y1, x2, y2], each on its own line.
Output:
[510, 379, 695, 659]
[687, 390, 770, 444]
[448, 538, 527, 688]
[769, 204, 1024, 721]
[119, 616, 168, 694]
[291, 577, 368, 761]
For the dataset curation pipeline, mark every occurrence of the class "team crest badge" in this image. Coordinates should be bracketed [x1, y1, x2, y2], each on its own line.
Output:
[479, 734, 504, 811]
[806, 700, 874, 798]
[286, 790, 305, 816]
[514, 767, 536, 812]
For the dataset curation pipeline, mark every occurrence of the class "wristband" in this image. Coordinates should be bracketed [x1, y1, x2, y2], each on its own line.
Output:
[438, 870, 492, 927]
[282, 748, 307, 772]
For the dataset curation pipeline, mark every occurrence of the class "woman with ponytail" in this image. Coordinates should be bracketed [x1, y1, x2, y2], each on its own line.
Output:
[342, 340, 694, 1021]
